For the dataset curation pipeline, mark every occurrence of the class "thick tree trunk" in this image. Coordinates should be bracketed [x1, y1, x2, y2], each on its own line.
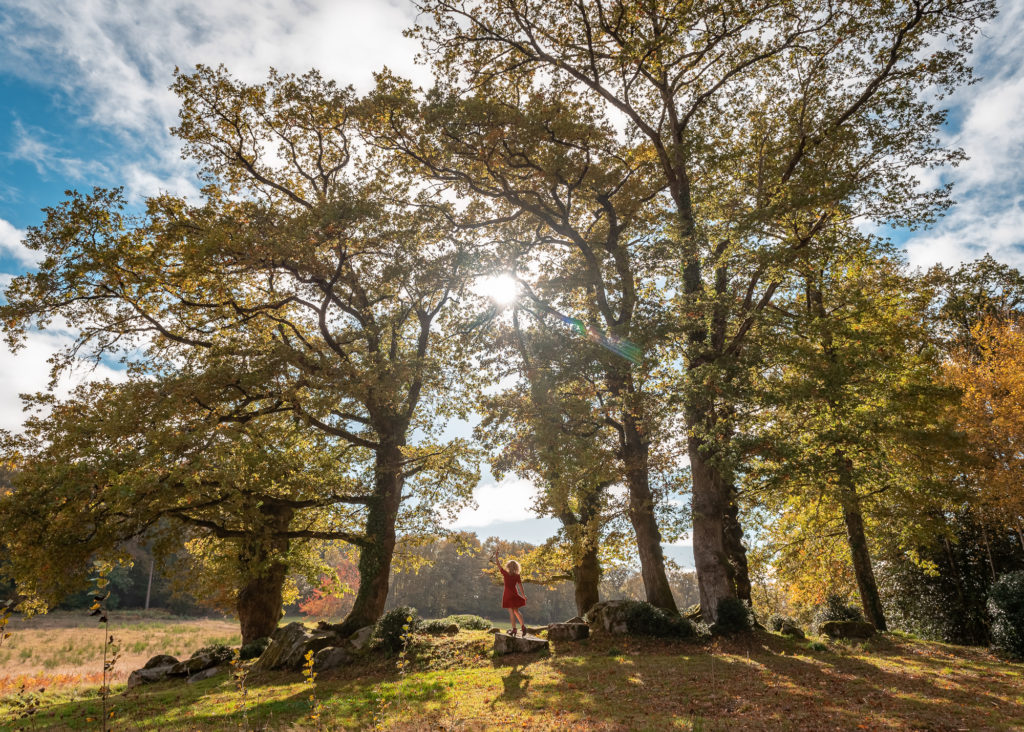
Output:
[723, 485, 751, 603]
[688, 426, 736, 623]
[837, 466, 887, 631]
[332, 437, 404, 637]
[237, 559, 288, 645]
[573, 542, 601, 616]
[622, 436, 678, 613]
[607, 369, 677, 613]
[236, 503, 293, 645]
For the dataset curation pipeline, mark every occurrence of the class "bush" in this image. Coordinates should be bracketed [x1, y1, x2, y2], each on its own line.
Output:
[813, 593, 863, 630]
[988, 570, 1024, 659]
[418, 619, 450, 636]
[769, 614, 797, 633]
[375, 606, 420, 651]
[620, 600, 695, 638]
[239, 637, 270, 660]
[713, 597, 753, 635]
[443, 614, 491, 631]
[191, 643, 234, 662]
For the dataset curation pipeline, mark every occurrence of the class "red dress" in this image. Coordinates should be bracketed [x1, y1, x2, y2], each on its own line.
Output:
[500, 566, 526, 608]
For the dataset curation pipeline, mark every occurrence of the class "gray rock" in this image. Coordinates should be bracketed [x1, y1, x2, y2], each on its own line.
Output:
[348, 625, 374, 652]
[489, 628, 503, 634]
[126, 665, 175, 689]
[586, 600, 632, 634]
[168, 647, 232, 677]
[444, 623, 460, 636]
[493, 633, 548, 656]
[564, 616, 586, 625]
[142, 654, 178, 670]
[251, 622, 343, 673]
[186, 665, 226, 684]
[820, 620, 875, 640]
[780, 622, 805, 640]
[548, 623, 590, 642]
[314, 646, 351, 672]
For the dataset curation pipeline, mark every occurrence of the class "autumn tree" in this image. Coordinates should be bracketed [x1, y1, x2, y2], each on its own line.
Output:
[367, 80, 685, 611]
[744, 235, 962, 629]
[409, 0, 994, 621]
[0, 66, 478, 636]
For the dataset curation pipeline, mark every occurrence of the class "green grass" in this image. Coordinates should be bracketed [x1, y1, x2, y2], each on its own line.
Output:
[2, 625, 1022, 730]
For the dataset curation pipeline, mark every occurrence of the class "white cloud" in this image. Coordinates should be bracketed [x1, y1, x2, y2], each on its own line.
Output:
[0, 330, 126, 433]
[902, 0, 1024, 270]
[0, 0, 426, 204]
[451, 476, 541, 528]
[0, 219, 38, 268]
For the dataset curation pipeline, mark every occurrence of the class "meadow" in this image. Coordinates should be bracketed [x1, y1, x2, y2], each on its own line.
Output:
[1, 612, 1022, 730]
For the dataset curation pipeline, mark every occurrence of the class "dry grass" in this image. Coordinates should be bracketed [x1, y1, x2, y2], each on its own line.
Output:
[0, 610, 239, 694]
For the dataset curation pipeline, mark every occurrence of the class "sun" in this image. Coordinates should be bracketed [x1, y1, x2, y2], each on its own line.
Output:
[482, 273, 519, 305]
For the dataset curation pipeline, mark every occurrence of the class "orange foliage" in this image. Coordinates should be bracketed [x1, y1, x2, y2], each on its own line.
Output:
[299, 554, 360, 620]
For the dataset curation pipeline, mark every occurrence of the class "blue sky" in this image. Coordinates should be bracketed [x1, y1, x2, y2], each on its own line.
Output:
[1, 0, 1022, 563]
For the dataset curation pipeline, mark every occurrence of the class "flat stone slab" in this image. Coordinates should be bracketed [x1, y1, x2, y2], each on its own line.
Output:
[547, 623, 590, 642]
[493, 633, 549, 656]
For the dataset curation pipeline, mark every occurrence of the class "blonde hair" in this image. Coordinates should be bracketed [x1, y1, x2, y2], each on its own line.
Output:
[506, 560, 521, 574]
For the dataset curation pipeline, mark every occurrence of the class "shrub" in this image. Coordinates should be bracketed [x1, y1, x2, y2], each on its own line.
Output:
[375, 606, 420, 651]
[191, 643, 234, 663]
[418, 619, 450, 636]
[239, 637, 270, 660]
[813, 593, 863, 630]
[988, 570, 1024, 659]
[769, 614, 796, 633]
[443, 614, 491, 631]
[713, 598, 753, 635]
[620, 600, 696, 638]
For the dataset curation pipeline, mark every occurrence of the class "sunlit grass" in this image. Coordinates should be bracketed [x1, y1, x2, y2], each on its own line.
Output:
[1, 614, 1022, 730]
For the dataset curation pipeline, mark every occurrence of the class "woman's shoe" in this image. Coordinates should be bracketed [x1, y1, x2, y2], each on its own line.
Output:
[507, 627, 516, 637]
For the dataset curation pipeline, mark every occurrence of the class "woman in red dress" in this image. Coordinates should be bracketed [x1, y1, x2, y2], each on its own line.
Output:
[493, 551, 527, 636]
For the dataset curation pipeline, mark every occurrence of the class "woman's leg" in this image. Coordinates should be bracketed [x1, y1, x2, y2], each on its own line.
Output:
[514, 609, 525, 632]
[507, 608, 517, 634]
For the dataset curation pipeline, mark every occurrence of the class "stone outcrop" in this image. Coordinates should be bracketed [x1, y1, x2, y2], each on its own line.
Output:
[348, 625, 374, 652]
[780, 622, 806, 640]
[586, 600, 632, 634]
[314, 646, 351, 672]
[547, 623, 590, 642]
[820, 620, 876, 640]
[168, 646, 233, 677]
[493, 633, 549, 656]
[186, 665, 227, 684]
[142, 654, 178, 669]
[251, 622, 343, 673]
[127, 664, 176, 689]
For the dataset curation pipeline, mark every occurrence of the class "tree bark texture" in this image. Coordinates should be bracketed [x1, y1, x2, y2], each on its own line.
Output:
[236, 504, 293, 645]
[688, 425, 737, 623]
[608, 370, 677, 613]
[723, 486, 751, 603]
[838, 468, 887, 631]
[332, 436, 404, 637]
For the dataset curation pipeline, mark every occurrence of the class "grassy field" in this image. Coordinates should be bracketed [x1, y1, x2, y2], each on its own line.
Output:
[0, 610, 240, 695]
[1, 613, 1022, 730]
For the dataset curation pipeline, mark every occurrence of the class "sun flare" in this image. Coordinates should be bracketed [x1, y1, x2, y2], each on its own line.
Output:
[483, 273, 519, 305]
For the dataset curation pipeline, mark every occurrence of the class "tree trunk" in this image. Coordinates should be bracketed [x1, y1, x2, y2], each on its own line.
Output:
[573, 541, 601, 616]
[237, 559, 288, 645]
[723, 485, 751, 603]
[332, 436, 404, 637]
[607, 369, 677, 613]
[621, 436, 678, 612]
[236, 503, 293, 645]
[837, 465, 887, 631]
[688, 423, 736, 623]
